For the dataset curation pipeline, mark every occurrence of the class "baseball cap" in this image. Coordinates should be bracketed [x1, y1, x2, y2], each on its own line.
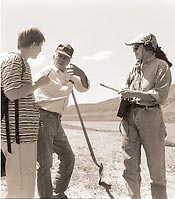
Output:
[125, 33, 158, 50]
[55, 43, 74, 58]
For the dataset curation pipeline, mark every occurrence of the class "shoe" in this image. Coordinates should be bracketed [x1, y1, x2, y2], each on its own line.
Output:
[52, 194, 68, 199]
[60, 196, 68, 199]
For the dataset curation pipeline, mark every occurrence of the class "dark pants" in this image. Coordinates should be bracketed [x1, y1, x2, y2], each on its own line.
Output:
[37, 109, 75, 199]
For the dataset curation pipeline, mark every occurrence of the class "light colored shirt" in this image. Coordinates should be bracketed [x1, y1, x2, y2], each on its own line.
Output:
[1, 53, 39, 143]
[34, 64, 89, 114]
[127, 54, 172, 105]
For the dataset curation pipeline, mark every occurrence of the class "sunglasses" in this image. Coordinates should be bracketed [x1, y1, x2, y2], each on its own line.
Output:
[133, 44, 141, 51]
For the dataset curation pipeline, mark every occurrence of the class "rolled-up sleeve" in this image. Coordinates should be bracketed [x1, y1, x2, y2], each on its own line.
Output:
[71, 76, 90, 92]
[149, 63, 171, 104]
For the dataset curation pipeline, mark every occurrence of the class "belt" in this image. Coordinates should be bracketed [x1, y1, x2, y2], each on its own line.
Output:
[131, 104, 160, 109]
[39, 109, 62, 119]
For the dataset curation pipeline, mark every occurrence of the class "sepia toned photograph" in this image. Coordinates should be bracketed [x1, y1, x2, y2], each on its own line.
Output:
[1, 0, 175, 198]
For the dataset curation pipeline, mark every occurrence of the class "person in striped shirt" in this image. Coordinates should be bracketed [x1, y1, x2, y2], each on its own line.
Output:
[1, 26, 50, 198]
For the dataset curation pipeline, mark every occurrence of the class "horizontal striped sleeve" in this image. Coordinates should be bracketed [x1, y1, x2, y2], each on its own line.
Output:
[1, 53, 24, 93]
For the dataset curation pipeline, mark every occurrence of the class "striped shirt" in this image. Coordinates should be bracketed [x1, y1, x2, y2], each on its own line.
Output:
[1, 53, 39, 143]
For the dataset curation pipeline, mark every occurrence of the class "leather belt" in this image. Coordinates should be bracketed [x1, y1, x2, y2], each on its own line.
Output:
[39, 109, 62, 119]
[131, 104, 160, 109]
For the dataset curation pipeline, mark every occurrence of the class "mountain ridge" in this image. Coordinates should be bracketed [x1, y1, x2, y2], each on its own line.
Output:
[63, 84, 175, 123]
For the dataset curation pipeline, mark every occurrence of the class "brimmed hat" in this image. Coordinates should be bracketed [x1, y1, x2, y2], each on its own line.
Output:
[125, 33, 158, 50]
[55, 43, 74, 57]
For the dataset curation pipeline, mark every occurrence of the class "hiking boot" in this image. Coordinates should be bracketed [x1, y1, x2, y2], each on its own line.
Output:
[52, 194, 68, 199]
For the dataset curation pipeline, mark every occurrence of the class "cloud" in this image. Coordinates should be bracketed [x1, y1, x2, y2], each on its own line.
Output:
[82, 51, 113, 61]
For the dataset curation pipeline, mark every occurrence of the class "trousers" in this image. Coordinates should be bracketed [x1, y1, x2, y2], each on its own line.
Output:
[1, 141, 37, 198]
[37, 109, 75, 199]
[120, 106, 167, 199]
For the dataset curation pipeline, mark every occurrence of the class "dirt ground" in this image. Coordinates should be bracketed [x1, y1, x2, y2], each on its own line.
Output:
[1, 124, 175, 199]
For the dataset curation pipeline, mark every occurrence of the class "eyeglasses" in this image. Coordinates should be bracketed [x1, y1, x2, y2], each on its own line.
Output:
[54, 53, 70, 60]
[133, 44, 141, 51]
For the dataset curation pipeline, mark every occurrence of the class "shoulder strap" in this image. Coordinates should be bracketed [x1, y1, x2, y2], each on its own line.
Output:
[4, 98, 12, 153]
[3, 52, 25, 153]
[14, 53, 24, 144]
[15, 100, 20, 144]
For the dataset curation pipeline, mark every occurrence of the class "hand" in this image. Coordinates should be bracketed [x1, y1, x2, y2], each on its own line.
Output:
[67, 63, 89, 88]
[66, 63, 84, 77]
[119, 88, 137, 99]
[35, 76, 50, 88]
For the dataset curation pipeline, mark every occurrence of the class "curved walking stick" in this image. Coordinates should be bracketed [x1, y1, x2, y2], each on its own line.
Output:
[71, 90, 111, 189]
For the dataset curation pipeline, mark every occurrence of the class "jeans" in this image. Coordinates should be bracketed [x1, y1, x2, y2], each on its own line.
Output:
[37, 109, 75, 199]
[120, 106, 167, 199]
[1, 141, 37, 198]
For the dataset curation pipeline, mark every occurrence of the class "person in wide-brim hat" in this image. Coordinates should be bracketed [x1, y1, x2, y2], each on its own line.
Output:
[118, 33, 172, 199]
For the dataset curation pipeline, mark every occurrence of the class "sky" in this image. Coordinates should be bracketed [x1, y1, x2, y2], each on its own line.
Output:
[1, 0, 175, 105]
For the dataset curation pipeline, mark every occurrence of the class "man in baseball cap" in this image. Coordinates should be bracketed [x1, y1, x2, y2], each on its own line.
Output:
[35, 43, 89, 199]
[55, 43, 74, 57]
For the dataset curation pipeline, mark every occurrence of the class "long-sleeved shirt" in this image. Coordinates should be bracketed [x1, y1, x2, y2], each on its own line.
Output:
[127, 54, 172, 105]
[34, 64, 89, 114]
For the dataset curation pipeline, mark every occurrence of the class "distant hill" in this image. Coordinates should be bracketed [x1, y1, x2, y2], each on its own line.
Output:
[63, 84, 175, 123]
[161, 84, 175, 123]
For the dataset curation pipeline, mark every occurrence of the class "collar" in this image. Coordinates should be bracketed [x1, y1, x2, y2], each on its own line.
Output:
[56, 68, 67, 75]
[142, 54, 156, 65]
[50, 63, 65, 74]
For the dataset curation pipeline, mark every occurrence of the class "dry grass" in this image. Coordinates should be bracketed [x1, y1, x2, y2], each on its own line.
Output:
[1, 122, 175, 199]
